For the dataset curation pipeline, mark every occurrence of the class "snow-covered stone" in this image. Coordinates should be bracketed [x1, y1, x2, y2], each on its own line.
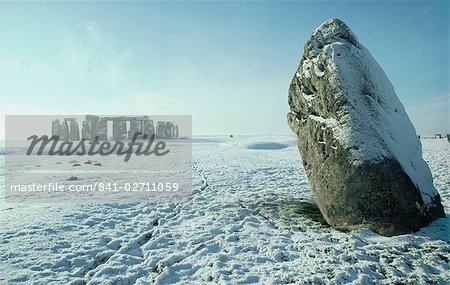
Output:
[287, 19, 445, 236]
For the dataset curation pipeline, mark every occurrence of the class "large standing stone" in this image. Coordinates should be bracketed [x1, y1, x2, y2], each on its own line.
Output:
[51, 119, 60, 138]
[156, 121, 166, 138]
[113, 119, 126, 140]
[287, 19, 445, 236]
[86, 115, 100, 140]
[129, 118, 142, 140]
[174, 124, 179, 138]
[66, 118, 80, 141]
[96, 119, 108, 141]
[80, 115, 98, 140]
[60, 121, 69, 141]
[143, 120, 155, 138]
[165, 122, 174, 139]
[81, 121, 92, 140]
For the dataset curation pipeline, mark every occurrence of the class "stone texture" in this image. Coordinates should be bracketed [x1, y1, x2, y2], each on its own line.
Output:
[51, 119, 60, 138]
[174, 124, 179, 138]
[129, 118, 142, 140]
[96, 119, 108, 141]
[81, 115, 100, 140]
[85, 115, 100, 139]
[68, 119, 80, 141]
[166, 122, 174, 139]
[157, 121, 166, 138]
[287, 19, 445, 236]
[60, 121, 69, 141]
[113, 120, 127, 140]
[81, 121, 92, 140]
[143, 120, 155, 138]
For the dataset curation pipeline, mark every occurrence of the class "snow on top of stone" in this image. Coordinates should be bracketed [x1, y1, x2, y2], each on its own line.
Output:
[312, 18, 361, 49]
[304, 19, 438, 205]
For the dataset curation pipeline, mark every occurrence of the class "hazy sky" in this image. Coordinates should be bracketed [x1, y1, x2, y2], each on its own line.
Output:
[0, 1, 448, 137]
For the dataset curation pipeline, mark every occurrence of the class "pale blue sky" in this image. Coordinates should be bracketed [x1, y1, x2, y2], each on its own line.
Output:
[0, 1, 448, 137]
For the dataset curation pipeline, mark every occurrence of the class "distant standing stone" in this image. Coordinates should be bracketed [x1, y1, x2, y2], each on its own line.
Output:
[143, 120, 155, 138]
[68, 119, 80, 141]
[96, 119, 108, 141]
[82, 121, 93, 140]
[51, 119, 60, 138]
[129, 118, 142, 140]
[60, 121, 69, 141]
[157, 121, 166, 138]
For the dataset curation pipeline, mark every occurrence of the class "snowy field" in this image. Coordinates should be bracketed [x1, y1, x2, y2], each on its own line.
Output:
[0, 136, 449, 284]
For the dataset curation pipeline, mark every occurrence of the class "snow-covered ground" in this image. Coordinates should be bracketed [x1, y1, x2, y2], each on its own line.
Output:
[1, 136, 449, 284]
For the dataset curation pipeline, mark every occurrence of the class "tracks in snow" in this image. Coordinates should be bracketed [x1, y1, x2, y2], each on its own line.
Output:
[75, 160, 209, 284]
[192, 159, 210, 193]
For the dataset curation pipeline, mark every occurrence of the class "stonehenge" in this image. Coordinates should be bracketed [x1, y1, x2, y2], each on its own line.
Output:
[51, 115, 179, 141]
